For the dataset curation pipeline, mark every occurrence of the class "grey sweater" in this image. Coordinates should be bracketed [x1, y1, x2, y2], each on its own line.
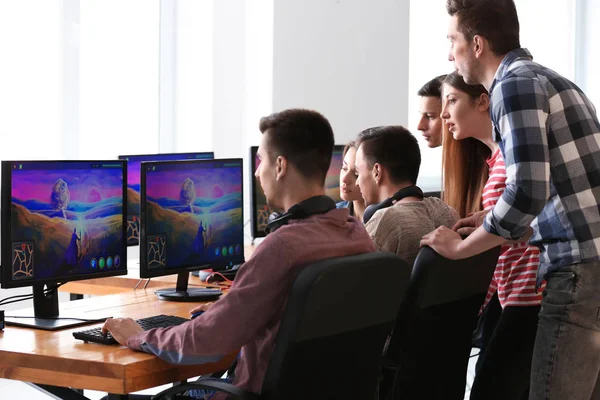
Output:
[365, 197, 459, 266]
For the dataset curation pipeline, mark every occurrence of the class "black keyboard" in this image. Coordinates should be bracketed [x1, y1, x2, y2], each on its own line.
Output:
[73, 314, 190, 345]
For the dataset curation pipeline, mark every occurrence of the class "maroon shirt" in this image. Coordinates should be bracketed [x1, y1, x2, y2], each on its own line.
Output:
[127, 208, 376, 395]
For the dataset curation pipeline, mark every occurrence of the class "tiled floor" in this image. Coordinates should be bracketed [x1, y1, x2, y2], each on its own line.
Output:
[0, 379, 175, 399]
[0, 352, 481, 399]
[464, 348, 480, 399]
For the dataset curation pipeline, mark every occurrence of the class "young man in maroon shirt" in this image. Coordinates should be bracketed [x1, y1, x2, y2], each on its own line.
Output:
[102, 108, 376, 398]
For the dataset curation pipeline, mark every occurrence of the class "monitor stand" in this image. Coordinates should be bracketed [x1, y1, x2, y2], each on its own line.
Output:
[4, 284, 108, 331]
[155, 272, 223, 302]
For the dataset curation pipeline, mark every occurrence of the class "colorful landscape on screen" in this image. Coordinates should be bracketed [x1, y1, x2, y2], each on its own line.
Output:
[10, 162, 124, 282]
[143, 160, 243, 270]
[119, 153, 213, 246]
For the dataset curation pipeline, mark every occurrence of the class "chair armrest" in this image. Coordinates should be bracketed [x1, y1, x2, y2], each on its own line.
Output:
[151, 378, 259, 400]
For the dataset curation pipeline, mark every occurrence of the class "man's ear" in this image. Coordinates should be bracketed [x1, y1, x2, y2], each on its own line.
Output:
[373, 163, 382, 185]
[473, 35, 485, 58]
[275, 155, 287, 181]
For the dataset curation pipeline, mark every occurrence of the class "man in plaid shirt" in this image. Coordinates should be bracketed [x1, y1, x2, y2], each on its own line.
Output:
[421, 0, 600, 399]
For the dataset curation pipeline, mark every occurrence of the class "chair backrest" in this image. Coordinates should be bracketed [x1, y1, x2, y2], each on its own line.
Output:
[382, 246, 500, 400]
[423, 191, 441, 199]
[260, 252, 411, 400]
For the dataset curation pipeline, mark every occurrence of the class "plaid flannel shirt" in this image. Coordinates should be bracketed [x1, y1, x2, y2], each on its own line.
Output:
[483, 48, 600, 283]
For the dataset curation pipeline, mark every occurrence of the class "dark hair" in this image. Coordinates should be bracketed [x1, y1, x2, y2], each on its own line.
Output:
[417, 74, 447, 98]
[259, 109, 334, 184]
[443, 71, 488, 101]
[441, 71, 490, 217]
[356, 126, 420, 185]
[446, 0, 520, 56]
[342, 141, 356, 158]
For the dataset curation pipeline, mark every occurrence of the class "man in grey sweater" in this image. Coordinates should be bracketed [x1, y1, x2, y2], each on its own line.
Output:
[355, 126, 458, 266]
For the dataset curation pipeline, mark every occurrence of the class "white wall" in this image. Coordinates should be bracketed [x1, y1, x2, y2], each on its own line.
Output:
[271, 0, 410, 144]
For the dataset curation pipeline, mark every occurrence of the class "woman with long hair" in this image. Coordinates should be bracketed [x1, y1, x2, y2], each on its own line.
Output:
[441, 71, 542, 400]
[337, 141, 366, 222]
[441, 86, 491, 218]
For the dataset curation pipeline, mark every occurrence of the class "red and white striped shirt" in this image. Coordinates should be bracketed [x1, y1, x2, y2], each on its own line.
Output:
[482, 148, 544, 308]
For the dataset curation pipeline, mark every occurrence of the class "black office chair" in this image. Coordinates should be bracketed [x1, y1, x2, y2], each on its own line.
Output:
[423, 191, 441, 199]
[379, 245, 500, 400]
[152, 252, 412, 400]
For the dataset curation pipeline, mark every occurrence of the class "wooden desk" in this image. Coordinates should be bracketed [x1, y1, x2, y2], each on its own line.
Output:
[60, 245, 256, 297]
[0, 291, 237, 398]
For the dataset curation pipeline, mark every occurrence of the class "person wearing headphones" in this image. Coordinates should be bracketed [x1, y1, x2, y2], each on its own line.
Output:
[101, 108, 376, 399]
[355, 126, 458, 266]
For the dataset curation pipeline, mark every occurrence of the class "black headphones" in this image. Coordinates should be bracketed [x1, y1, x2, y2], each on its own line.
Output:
[265, 195, 337, 234]
[363, 185, 424, 224]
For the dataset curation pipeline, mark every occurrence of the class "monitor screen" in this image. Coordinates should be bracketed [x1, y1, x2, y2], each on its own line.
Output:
[249, 145, 344, 238]
[1, 160, 127, 289]
[140, 158, 244, 279]
[118, 152, 214, 246]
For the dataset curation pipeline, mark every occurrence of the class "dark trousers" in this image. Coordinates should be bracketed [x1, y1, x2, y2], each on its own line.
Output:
[474, 292, 502, 373]
[470, 304, 540, 400]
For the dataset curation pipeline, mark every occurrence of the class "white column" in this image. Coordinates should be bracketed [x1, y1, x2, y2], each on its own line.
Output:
[574, 0, 600, 106]
[158, 0, 177, 153]
[60, 0, 80, 159]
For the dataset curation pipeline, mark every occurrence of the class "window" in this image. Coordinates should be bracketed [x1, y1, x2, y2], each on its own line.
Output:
[79, 0, 160, 159]
[0, 1, 61, 161]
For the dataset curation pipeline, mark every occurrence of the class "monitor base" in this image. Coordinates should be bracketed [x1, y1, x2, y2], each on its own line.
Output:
[155, 288, 223, 302]
[4, 284, 108, 330]
[4, 309, 107, 331]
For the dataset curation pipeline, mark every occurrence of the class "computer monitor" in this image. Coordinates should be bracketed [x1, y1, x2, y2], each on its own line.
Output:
[140, 158, 244, 301]
[1, 160, 127, 330]
[249, 145, 344, 239]
[118, 152, 214, 247]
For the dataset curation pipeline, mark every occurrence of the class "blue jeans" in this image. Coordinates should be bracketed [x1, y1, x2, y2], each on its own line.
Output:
[530, 262, 600, 400]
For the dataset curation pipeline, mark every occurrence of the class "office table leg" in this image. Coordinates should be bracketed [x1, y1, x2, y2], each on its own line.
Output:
[29, 384, 88, 400]
[107, 395, 128, 400]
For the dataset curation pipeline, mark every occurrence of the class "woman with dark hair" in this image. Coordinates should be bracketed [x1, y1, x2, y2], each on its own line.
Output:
[441, 71, 542, 400]
[336, 141, 365, 222]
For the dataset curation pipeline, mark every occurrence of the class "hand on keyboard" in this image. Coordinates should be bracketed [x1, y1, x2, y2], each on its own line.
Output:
[73, 315, 190, 345]
[102, 317, 144, 345]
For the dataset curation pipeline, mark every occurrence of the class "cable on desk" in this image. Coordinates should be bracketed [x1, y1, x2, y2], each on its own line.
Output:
[205, 272, 234, 286]
[0, 283, 64, 306]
